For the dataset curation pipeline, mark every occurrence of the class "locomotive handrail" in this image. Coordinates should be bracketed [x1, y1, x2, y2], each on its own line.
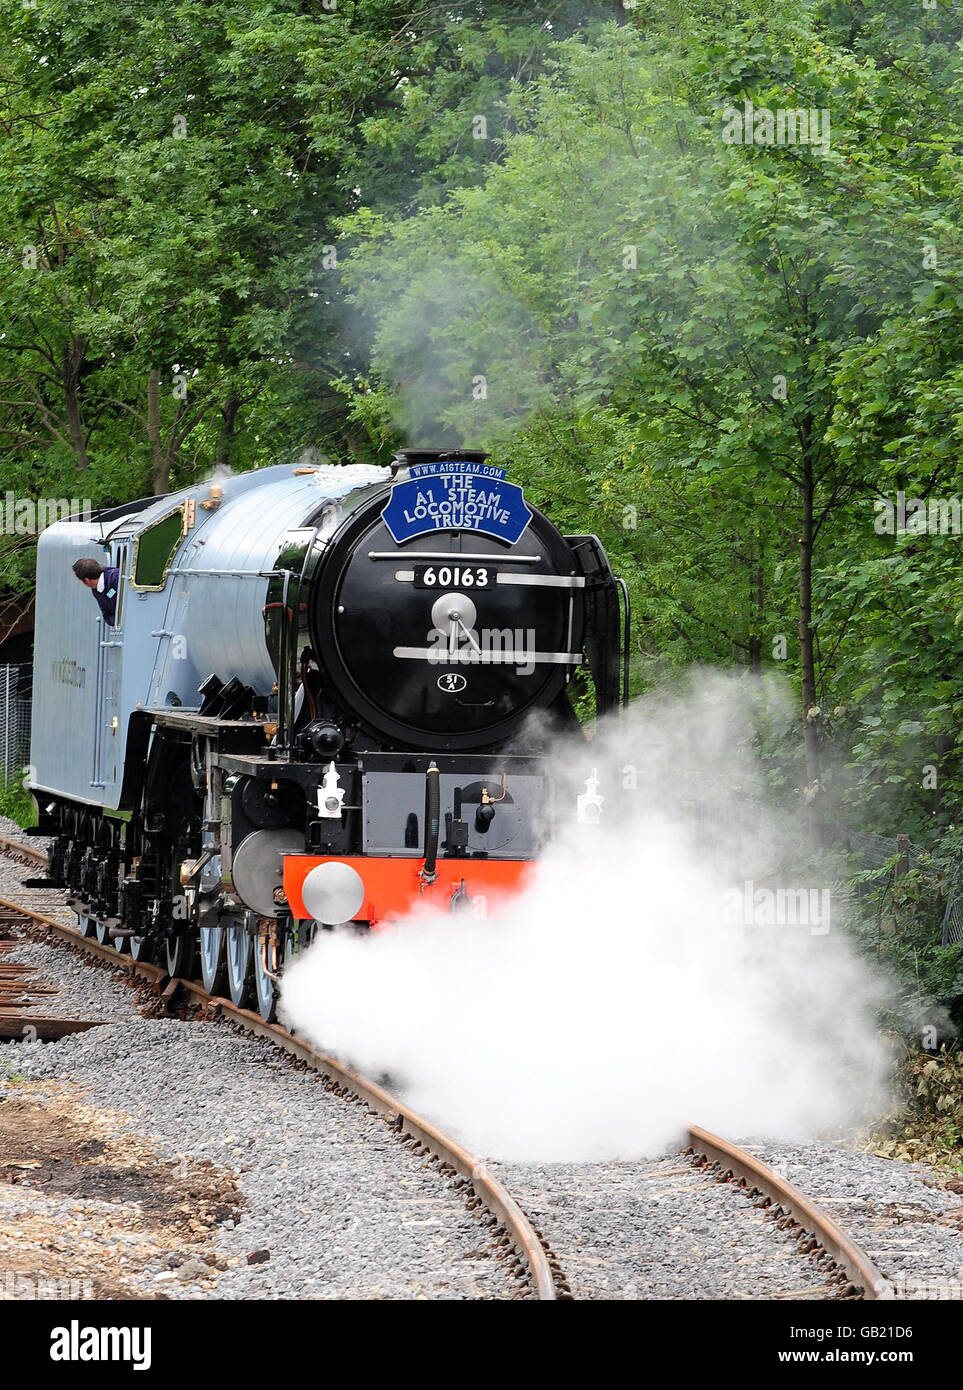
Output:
[615, 577, 631, 710]
[167, 567, 284, 577]
[275, 518, 325, 757]
[366, 550, 542, 563]
[422, 763, 441, 883]
[277, 567, 293, 755]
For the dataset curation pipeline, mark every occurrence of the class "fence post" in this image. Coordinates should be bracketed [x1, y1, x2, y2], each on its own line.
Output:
[2, 665, 10, 785]
[896, 833, 910, 878]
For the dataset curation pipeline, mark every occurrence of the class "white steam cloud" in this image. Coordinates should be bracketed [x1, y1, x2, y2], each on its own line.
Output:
[280, 673, 890, 1161]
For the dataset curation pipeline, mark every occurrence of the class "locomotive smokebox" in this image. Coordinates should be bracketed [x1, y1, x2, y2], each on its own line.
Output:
[300, 455, 587, 752]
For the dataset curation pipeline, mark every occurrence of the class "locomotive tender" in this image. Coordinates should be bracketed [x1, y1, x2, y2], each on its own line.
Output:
[28, 449, 626, 1019]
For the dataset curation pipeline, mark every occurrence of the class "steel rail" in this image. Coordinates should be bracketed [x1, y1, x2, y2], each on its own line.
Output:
[0, 833, 556, 1300]
[687, 1124, 893, 1300]
[0, 833, 45, 866]
[1, 830, 892, 1301]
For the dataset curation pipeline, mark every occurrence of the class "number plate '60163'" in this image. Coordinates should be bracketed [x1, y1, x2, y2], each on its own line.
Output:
[413, 564, 492, 589]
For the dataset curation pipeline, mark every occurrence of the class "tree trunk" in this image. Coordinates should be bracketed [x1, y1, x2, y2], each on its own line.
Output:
[934, 731, 953, 816]
[343, 427, 368, 464]
[748, 545, 764, 674]
[215, 393, 241, 470]
[62, 344, 88, 469]
[798, 416, 822, 843]
[147, 368, 169, 494]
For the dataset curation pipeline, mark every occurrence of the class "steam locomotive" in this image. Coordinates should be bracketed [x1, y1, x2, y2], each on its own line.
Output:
[27, 449, 627, 1019]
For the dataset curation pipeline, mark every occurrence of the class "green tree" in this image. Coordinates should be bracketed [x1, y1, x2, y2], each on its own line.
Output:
[338, 12, 963, 837]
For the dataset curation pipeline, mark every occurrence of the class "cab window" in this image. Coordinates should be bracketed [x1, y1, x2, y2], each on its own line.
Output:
[131, 508, 183, 590]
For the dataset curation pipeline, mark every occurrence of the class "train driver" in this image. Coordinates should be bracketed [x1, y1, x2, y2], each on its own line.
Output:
[72, 557, 119, 627]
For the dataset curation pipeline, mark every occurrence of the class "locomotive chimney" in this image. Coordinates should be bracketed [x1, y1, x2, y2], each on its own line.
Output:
[389, 447, 489, 478]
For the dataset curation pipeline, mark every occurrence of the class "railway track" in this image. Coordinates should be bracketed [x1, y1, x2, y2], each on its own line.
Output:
[0, 828, 894, 1301]
[0, 831, 556, 1298]
[685, 1128, 892, 1300]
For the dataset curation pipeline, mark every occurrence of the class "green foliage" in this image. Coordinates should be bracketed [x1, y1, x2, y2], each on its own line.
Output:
[0, 778, 35, 829]
[332, 4, 963, 1020]
[849, 847, 963, 1026]
[868, 1045, 963, 1175]
[0, 1, 619, 597]
[4, 0, 963, 1025]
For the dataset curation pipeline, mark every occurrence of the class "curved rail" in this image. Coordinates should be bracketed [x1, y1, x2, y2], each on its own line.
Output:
[1, 830, 893, 1301]
[0, 833, 45, 866]
[687, 1124, 893, 1299]
[0, 831, 556, 1299]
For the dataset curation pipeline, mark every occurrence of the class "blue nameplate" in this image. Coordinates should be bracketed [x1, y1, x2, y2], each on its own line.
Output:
[381, 461, 533, 545]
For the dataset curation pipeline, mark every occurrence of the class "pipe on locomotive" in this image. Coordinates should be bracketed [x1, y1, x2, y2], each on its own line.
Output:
[421, 763, 441, 884]
[615, 577, 632, 710]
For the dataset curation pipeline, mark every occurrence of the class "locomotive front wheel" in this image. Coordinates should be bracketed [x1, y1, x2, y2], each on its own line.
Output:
[94, 918, 111, 947]
[200, 925, 227, 995]
[283, 928, 300, 965]
[165, 932, 196, 981]
[129, 931, 154, 963]
[252, 929, 279, 1022]
[276, 922, 316, 1032]
[225, 922, 253, 1008]
[76, 912, 96, 939]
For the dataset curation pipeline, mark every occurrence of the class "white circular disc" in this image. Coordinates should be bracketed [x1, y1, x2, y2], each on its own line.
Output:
[301, 861, 365, 925]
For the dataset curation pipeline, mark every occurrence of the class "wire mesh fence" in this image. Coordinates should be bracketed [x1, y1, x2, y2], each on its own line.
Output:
[0, 663, 32, 787]
[845, 829, 924, 876]
[942, 891, 963, 948]
[847, 827, 963, 949]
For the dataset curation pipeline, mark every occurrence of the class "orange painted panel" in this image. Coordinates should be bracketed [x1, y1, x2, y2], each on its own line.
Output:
[282, 854, 533, 926]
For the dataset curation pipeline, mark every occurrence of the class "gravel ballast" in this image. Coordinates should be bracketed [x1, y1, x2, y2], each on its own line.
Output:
[488, 1143, 963, 1300]
[748, 1141, 963, 1300]
[4, 1020, 523, 1299]
[488, 1156, 837, 1299]
[0, 821, 523, 1299]
[3, 819, 962, 1302]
